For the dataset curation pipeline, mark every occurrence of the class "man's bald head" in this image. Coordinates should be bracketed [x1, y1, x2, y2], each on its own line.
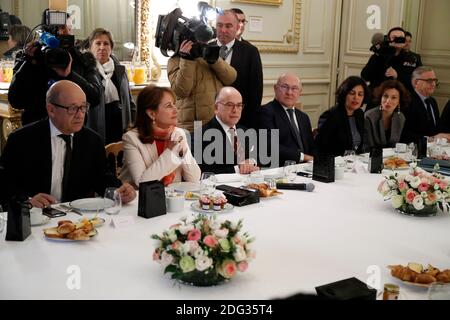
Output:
[274, 73, 302, 108]
[46, 80, 88, 135]
[215, 87, 243, 127]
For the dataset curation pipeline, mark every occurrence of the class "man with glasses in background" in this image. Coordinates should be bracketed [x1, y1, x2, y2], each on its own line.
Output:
[402, 66, 441, 143]
[230, 8, 249, 43]
[0, 80, 135, 209]
[258, 73, 315, 166]
[192, 87, 260, 174]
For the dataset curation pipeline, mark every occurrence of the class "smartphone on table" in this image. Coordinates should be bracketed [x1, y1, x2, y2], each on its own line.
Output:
[42, 207, 67, 218]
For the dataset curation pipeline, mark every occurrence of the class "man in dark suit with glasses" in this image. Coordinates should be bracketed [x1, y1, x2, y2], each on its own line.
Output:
[0, 80, 135, 209]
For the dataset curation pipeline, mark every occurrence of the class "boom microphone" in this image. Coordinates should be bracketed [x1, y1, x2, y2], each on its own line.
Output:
[276, 183, 315, 192]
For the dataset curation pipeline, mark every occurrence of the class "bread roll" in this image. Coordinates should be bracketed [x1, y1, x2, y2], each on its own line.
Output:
[414, 273, 436, 284]
[44, 228, 64, 239]
[436, 270, 450, 283]
[57, 222, 76, 235]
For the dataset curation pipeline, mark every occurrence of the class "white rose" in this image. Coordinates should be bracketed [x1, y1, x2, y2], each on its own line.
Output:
[195, 255, 213, 272]
[434, 190, 443, 200]
[233, 245, 247, 262]
[182, 240, 199, 255]
[167, 229, 177, 243]
[179, 224, 194, 235]
[413, 195, 424, 210]
[421, 191, 428, 198]
[160, 251, 174, 267]
[214, 228, 229, 239]
[410, 177, 421, 189]
[391, 194, 404, 209]
[193, 247, 206, 259]
[209, 219, 221, 231]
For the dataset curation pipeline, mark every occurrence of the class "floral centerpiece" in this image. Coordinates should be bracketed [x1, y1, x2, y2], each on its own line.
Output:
[152, 214, 255, 286]
[378, 163, 450, 216]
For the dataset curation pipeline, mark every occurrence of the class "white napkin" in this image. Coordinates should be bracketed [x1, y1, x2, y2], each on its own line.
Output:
[352, 160, 368, 174]
[215, 173, 244, 183]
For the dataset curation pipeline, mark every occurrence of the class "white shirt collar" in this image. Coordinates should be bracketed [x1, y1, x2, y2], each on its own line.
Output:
[217, 39, 236, 51]
[215, 115, 236, 133]
[49, 119, 73, 139]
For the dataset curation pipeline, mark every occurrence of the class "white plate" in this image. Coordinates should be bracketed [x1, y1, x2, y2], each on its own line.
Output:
[69, 198, 114, 212]
[31, 214, 50, 226]
[44, 229, 98, 242]
[190, 202, 234, 214]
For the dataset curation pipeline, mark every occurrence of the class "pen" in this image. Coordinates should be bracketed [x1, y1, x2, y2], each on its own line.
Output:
[297, 172, 312, 178]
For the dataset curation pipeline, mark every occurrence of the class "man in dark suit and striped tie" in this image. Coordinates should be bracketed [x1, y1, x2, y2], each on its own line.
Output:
[402, 66, 440, 143]
[257, 73, 315, 167]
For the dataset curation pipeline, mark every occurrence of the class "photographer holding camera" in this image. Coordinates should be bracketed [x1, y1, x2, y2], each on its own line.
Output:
[8, 10, 102, 125]
[361, 27, 422, 101]
[167, 37, 237, 132]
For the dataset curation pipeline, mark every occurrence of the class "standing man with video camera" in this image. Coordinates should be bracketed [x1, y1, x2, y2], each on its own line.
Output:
[8, 10, 101, 125]
[361, 27, 422, 101]
[167, 37, 237, 133]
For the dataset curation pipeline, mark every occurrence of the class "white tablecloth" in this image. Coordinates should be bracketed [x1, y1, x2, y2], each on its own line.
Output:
[1, 167, 449, 300]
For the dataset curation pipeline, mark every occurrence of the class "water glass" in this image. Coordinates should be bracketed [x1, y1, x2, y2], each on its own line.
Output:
[104, 188, 122, 215]
[200, 172, 217, 195]
[407, 143, 418, 162]
[428, 282, 450, 300]
[343, 150, 356, 171]
[284, 160, 297, 182]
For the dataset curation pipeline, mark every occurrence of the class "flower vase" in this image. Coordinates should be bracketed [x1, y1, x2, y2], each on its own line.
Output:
[177, 269, 226, 287]
[396, 204, 438, 217]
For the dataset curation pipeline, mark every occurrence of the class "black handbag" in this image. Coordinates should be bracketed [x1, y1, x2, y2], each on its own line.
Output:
[138, 180, 167, 219]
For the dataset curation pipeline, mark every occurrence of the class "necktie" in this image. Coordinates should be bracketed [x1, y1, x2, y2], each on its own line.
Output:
[59, 134, 72, 202]
[219, 45, 228, 60]
[286, 108, 304, 151]
[229, 128, 238, 155]
[425, 98, 436, 126]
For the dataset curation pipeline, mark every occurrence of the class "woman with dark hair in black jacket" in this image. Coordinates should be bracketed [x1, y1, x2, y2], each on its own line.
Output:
[315, 76, 370, 156]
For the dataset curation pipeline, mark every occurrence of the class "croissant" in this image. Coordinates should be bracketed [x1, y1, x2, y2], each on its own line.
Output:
[66, 229, 90, 241]
[415, 273, 436, 284]
[436, 270, 450, 283]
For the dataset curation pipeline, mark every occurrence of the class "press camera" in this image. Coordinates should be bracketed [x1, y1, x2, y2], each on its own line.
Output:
[155, 2, 222, 64]
[370, 33, 406, 57]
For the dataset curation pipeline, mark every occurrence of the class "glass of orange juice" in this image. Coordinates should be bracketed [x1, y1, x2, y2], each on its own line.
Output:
[2, 61, 14, 83]
[133, 64, 147, 85]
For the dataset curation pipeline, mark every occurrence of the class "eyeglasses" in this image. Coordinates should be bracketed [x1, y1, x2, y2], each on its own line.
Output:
[51, 102, 90, 115]
[277, 83, 301, 93]
[417, 78, 440, 85]
[238, 19, 248, 24]
[218, 101, 244, 110]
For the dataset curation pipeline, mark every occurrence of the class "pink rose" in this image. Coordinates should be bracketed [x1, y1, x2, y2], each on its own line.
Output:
[218, 260, 237, 279]
[172, 241, 182, 250]
[405, 190, 416, 204]
[439, 182, 448, 189]
[418, 182, 430, 192]
[203, 235, 218, 248]
[237, 261, 248, 272]
[188, 229, 201, 241]
[398, 181, 408, 192]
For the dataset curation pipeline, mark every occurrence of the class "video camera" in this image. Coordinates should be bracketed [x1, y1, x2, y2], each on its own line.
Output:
[369, 33, 406, 57]
[155, 2, 222, 64]
[30, 9, 74, 69]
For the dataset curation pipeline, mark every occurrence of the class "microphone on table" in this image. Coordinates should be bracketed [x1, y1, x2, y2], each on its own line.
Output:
[276, 182, 315, 192]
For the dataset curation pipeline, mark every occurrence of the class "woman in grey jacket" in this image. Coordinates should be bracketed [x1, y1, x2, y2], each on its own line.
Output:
[364, 80, 411, 150]
[88, 28, 135, 144]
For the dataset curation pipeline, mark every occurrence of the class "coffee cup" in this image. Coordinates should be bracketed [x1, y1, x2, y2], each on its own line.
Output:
[166, 195, 185, 213]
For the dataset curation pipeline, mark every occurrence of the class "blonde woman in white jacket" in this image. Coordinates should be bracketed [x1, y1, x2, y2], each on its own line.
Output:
[119, 85, 200, 187]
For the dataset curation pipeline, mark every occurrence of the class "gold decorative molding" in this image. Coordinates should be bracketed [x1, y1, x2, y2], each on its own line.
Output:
[248, 0, 301, 53]
[232, 0, 283, 6]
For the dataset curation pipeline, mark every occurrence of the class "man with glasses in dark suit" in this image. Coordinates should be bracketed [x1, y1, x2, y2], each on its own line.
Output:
[257, 73, 315, 167]
[230, 8, 249, 43]
[0, 80, 135, 209]
[402, 66, 440, 143]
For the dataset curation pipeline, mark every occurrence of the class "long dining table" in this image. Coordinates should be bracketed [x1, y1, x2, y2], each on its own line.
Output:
[1, 164, 449, 300]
